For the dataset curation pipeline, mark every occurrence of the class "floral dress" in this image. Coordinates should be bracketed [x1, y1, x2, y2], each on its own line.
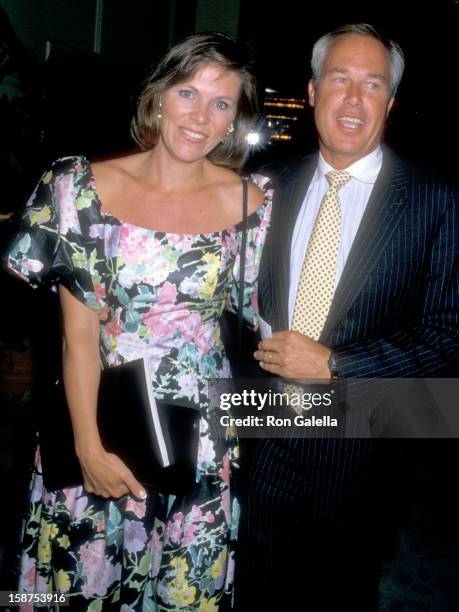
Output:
[6, 156, 272, 611]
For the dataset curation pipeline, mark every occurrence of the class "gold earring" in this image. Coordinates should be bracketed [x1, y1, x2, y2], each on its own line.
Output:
[157, 100, 162, 120]
[226, 123, 235, 135]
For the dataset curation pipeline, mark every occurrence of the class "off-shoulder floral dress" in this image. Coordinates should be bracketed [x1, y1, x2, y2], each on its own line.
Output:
[6, 156, 272, 611]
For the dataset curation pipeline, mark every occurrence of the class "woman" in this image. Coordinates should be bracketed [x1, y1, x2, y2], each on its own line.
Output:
[6, 33, 272, 610]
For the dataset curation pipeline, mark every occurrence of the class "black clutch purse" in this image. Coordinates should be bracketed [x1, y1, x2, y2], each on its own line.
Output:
[39, 357, 201, 495]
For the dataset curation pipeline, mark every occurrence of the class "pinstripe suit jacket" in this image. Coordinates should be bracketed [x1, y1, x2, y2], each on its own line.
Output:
[249, 147, 459, 524]
[258, 147, 459, 376]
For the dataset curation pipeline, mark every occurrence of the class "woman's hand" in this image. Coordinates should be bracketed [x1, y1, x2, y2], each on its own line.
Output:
[77, 443, 147, 500]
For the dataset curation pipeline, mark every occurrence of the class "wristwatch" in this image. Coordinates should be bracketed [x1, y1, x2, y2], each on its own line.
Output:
[327, 351, 339, 380]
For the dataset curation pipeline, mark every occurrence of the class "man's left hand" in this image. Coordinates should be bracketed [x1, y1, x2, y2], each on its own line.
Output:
[254, 330, 332, 379]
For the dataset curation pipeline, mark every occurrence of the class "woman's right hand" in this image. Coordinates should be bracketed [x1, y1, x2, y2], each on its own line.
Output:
[77, 444, 147, 500]
[59, 286, 147, 501]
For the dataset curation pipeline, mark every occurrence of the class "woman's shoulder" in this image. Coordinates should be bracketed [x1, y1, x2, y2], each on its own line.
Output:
[90, 152, 148, 199]
[246, 173, 273, 215]
[246, 180, 266, 215]
[90, 153, 134, 184]
[29, 156, 103, 229]
[247, 172, 273, 195]
[209, 164, 266, 216]
[42, 155, 90, 181]
[91, 151, 147, 174]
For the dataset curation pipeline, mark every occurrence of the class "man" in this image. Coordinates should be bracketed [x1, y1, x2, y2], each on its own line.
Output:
[236, 24, 458, 610]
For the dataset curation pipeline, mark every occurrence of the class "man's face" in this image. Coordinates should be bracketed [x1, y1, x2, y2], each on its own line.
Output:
[308, 34, 395, 169]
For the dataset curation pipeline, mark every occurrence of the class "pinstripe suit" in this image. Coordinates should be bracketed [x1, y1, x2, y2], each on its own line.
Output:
[236, 148, 459, 609]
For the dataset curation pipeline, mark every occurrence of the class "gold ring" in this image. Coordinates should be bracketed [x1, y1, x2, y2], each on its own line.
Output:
[267, 352, 272, 363]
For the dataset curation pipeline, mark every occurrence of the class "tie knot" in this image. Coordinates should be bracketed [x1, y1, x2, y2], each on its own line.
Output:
[326, 170, 351, 190]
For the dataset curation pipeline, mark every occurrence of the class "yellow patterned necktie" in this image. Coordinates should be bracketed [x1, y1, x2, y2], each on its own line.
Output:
[292, 169, 351, 340]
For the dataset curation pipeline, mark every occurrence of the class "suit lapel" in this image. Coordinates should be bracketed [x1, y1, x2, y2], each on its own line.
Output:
[321, 149, 411, 342]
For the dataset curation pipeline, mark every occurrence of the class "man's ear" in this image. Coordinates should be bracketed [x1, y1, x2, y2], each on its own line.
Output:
[308, 80, 316, 107]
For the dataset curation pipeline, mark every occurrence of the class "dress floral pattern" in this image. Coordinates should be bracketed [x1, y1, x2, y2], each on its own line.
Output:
[6, 156, 272, 611]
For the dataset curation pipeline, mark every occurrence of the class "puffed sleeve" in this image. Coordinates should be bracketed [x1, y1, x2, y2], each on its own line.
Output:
[227, 174, 273, 326]
[5, 156, 105, 312]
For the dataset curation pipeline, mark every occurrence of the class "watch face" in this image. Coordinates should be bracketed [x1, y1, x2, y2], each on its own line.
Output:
[328, 354, 338, 376]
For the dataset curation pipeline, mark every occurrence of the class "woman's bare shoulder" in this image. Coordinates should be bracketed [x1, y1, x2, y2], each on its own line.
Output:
[246, 181, 266, 214]
[90, 153, 149, 198]
[209, 165, 265, 215]
[92, 152, 146, 178]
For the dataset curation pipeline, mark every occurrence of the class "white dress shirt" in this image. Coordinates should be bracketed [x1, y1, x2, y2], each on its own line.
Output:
[288, 146, 383, 326]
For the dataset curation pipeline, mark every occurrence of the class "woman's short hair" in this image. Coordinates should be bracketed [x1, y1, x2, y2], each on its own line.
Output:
[131, 32, 257, 169]
[311, 23, 405, 96]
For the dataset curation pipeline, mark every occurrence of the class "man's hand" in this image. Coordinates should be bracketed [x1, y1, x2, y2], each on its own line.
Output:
[254, 330, 332, 379]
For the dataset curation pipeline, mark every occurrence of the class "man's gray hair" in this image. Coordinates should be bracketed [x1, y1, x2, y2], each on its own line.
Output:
[311, 23, 405, 96]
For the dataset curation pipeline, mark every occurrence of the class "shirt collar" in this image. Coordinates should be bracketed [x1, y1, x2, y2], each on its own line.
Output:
[314, 146, 383, 185]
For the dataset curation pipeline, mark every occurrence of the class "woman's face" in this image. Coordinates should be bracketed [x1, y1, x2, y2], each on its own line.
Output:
[158, 62, 241, 163]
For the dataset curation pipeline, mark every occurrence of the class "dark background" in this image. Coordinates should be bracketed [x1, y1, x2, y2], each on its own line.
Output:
[2, 0, 458, 176]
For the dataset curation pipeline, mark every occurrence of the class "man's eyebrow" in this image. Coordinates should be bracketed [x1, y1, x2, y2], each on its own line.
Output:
[326, 67, 387, 81]
[366, 72, 387, 81]
[327, 67, 350, 74]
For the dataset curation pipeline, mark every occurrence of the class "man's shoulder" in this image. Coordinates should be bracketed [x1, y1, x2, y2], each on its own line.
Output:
[380, 150, 458, 224]
[382, 148, 458, 193]
[257, 152, 318, 189]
